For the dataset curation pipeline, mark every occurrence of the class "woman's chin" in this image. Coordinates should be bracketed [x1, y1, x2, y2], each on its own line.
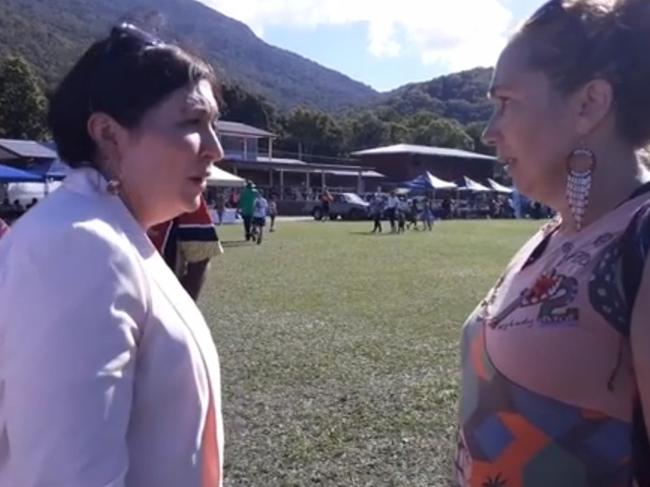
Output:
[180, 193, 202, 213]
[511, 173, 531, 196]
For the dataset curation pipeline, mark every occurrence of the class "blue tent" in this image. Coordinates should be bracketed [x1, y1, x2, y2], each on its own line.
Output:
[43, 159, 71, 180]
[0, 164, 43, 182]
[21, 158, 71, 181]
[403, 171, 457, 192]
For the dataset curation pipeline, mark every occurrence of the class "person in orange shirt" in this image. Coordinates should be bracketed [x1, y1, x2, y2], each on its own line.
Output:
[148, 195, 222, 301]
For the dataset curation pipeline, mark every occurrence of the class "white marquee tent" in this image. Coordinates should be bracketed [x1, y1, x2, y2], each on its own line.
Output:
[487, 178, 513, 194]
[207, 165, 245, 187]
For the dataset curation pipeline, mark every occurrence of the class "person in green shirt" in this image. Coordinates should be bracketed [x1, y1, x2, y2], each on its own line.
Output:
[239, 180, 258, 241]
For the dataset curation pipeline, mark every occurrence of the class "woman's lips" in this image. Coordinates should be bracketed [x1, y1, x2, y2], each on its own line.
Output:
[189, 175, 208, 188]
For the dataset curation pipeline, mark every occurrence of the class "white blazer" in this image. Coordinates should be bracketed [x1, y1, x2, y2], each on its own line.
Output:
[0, 168, 223, 486]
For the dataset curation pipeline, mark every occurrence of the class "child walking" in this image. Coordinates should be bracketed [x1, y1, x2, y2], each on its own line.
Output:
[422, 197, 435, 231]
[269, 194, 278, 232]
[252, 192, 269, 244]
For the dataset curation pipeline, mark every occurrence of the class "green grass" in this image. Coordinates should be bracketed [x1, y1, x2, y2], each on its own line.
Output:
[199, 220, 540, 486]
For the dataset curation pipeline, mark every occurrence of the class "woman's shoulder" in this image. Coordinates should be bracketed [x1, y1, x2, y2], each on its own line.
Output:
[11, 189, 105, 239]
[0, 207, 152, 326]
[2, 189, 148, 285]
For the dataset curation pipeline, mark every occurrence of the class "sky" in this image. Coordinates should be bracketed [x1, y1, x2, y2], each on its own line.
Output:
[197, 0, 544, 92]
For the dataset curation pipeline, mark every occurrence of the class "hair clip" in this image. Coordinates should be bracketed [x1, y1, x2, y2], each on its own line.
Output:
[525, 0, 566, 27]
[110, 23, 162, 47]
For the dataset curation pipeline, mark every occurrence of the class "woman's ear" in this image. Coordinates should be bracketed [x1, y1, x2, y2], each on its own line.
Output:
[574, 78, 614, 137]
[86, 112, 128, 165]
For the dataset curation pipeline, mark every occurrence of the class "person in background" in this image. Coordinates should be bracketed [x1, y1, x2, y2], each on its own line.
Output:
[0, 23, 224, 486]
[252, 191, 269, 245]
[441, 196, 452, 220]
[320, 187, 333, 221]
[385, 190, 399, 232]
[396, 196, 408, 234]
[214, 191, 226, 225]
[512, 188, 529, 219]
[456, 1, 650, 485]
[407, 198, 419, 231]
[148, 195, 222, 301]
[370, 193, 384, 233]
[228, 188, 239, 209]
[488, 195, 497, 219]
[422, 197, 435, 231]
[268, 194, 278, 232]
[239, 180, 257, 241]
[12, 200, 23, 213]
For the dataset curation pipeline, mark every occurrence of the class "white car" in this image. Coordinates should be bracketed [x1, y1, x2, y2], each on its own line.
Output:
[308, 192, 370, 220]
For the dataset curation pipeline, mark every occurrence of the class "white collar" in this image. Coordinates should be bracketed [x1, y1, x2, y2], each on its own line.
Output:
[62, 166, 111, 195]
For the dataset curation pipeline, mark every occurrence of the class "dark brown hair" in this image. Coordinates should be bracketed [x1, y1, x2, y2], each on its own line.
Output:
[515, 0, 650, 147]
[48, 23, 218, 167]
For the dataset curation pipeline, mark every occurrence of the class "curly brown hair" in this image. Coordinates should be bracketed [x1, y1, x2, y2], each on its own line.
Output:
[514, 0, 650, 147]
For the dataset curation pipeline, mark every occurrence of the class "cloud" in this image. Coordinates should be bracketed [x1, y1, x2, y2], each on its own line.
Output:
[197, 0, 514, 70]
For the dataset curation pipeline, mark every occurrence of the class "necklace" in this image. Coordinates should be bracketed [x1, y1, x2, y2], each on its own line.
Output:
[478, 217, 563, 329]
[477, 182, 650, 331]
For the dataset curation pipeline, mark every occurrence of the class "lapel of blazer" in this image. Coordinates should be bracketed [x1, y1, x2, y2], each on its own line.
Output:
[63, 168, 219, 384]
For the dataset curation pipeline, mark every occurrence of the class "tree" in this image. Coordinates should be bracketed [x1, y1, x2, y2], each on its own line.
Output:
[466, 121, 495, 156]
[406, 111, 439, 131]
[412, 118, 474, 150]
[0, 56, 48, 139]
[280, 107, 344, 157]
[374, 105, 401, 123]
[386, 88, 445, 118]
[220, 84, 275, 130]
[345, 111, 389, 151]
[444, 98, 493, 125]
[386, 122, 411, 145]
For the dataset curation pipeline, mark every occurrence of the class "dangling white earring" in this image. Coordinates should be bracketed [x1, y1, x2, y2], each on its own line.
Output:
[106, 179, 121, 195]
[101, 157, 122, 196]
[566, 145, 596, 231]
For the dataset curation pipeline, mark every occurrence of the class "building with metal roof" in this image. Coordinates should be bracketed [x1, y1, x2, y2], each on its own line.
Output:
[350, 143, 497, 184]
[352, 144, 496, 161]
[0, 139, 57, 161]
[216, 121, 275, 139]
[0, 119, 388, 197]
[225, 156, 384, 195]
[212, 122, 386, 194]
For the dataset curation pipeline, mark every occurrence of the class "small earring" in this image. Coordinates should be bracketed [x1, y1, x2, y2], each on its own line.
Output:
[106, 179, 121, 195]
[102, 158, 122, 196]
[566, 144, 596, 231]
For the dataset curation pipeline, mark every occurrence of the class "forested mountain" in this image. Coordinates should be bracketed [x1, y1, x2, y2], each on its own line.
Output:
[0, 0, 378, 111]
[0, 0, 496, 156]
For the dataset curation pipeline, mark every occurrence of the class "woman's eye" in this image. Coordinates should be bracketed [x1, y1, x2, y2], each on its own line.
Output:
[496, 97, 510, 114]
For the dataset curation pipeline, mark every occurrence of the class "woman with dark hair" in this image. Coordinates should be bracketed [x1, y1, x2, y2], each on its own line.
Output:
[456, 1, 650, 485]
[0, 24, 224, 486]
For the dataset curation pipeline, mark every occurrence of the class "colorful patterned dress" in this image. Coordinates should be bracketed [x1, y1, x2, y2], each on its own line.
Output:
[456, 188, 650, 487]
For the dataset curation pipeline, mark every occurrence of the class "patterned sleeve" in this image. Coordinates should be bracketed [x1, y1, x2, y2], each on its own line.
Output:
[177, 198, 223, 264]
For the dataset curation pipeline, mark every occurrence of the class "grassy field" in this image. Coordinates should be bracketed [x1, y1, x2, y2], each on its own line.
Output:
[199, 219, 541, 486]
